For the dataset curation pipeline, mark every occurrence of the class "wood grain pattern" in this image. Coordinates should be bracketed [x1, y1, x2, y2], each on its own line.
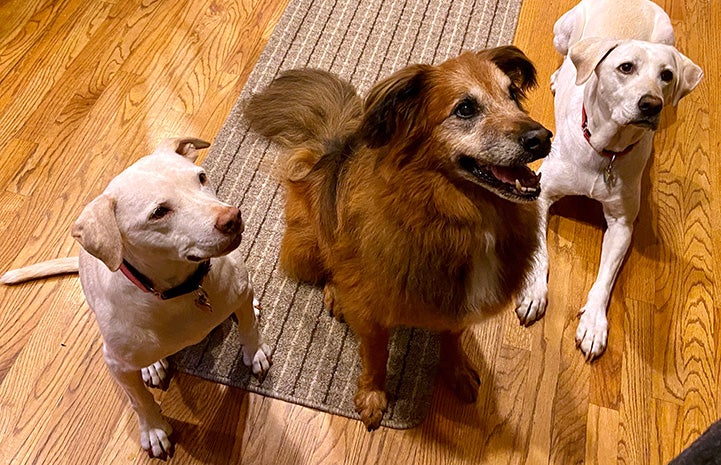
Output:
[0, 0, 718, 464]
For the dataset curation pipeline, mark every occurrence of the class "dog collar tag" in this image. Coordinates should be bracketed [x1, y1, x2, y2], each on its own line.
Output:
[603, 155, 617, 187]
[194, 286, 213, 312]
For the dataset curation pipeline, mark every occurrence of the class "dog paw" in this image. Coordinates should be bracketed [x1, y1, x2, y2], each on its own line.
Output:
[140, 420, 174, 460]
[253, 298, 261, 317]
[354, 389, 387, 431]
[243, 343, 272, 382]
[323, 283, 344, 322]
[575, 307, 608, 361]
[141, 359, 171, 390]
[515, 281, 548, 326]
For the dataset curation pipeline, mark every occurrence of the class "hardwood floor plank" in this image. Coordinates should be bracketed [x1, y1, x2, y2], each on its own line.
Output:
[585, 404, 620, 465]
[617, 299, 654, 465]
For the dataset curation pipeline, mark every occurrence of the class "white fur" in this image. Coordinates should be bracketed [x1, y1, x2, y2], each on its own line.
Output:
[3, 138, 272, 458]
[515, 0, 703, 360]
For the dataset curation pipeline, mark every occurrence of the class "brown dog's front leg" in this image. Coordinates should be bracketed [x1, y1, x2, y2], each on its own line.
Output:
[353, 323, 390, 431]
[439, 330, 481, 403]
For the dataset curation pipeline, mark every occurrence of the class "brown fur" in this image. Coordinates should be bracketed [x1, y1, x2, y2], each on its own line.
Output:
[245, 47, 551, 430]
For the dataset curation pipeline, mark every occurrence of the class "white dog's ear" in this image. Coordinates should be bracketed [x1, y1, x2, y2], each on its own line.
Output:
[570, 38, 621, 85]
[72, 195, 123, 272]
[160, 137, 211, 161]
[672, 51, 703, 106]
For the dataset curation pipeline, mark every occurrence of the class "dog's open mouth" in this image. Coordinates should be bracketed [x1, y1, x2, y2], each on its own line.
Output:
[459, 156, 542, 201]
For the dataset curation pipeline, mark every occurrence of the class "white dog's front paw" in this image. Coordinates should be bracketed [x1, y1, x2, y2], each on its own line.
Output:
[242, 343, 272, 382]
[141, 359, 170, 390]
[575, 307, 609, 361]
[515, 280, 548, 326]
[140, 419, 173, 460]
[253, 297, 261, 317]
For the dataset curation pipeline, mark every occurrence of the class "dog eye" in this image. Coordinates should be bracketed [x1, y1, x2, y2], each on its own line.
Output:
[198, 172, 207, 184]
[453, 99, 478, 119]
[617, 62, 634, 74]
[149, 206, 171, 220]
[660, 69, 674, 82]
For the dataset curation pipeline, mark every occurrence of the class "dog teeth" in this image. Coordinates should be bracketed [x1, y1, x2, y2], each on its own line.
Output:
[515, 178, 540, 194]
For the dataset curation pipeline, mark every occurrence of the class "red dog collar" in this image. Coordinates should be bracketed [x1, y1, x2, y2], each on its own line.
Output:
[119, 259, 212, 300]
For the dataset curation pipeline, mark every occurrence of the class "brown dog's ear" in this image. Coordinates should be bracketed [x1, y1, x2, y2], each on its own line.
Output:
[570, 37, 621, 85]
[71, 195, 123, 272]
[671, 50, 703, 106]
[160, 137, 211, 161]
[479, 45, 538, 98]
[359, 64, 431, 148]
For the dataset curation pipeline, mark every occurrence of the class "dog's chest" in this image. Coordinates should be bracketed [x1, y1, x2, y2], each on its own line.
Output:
[464, 231, 502, 312]
[87, 259, 250, 367]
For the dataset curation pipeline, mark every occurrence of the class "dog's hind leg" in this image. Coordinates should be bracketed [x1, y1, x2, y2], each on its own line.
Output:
[323, 282, 344, 322]
[141, 358, 171, 390]
[279, 187, 328, 285]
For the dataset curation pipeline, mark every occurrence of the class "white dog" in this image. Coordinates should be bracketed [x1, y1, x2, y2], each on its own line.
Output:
[515, 0, 703, 360]
[2, 138, 272, 459]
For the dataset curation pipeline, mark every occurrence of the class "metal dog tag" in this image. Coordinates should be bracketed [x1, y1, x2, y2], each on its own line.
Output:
[194, 286, 213, 312]
[603, 155, 617, 187]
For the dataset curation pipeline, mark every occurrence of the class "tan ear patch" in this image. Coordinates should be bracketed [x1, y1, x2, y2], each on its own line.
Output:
[569, 37, 621, 85]
[71, 194, 123, 271]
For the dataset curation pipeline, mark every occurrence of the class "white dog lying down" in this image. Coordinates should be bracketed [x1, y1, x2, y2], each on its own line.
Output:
[2, 138, 272, 459]
[515, 0, 703, 360]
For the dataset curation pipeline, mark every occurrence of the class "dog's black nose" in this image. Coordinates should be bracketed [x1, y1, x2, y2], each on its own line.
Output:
[215, 206, 243, 234]
[638, 94, 663, 117]
[519, 126, 553, 161]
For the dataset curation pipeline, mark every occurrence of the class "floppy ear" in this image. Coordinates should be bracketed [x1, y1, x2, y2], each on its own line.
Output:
[358, 64, 431, 148]
[570, 37, 621, 85]
[160, 137, 211, 161]
[71, 195, 123, 272]
[672, 50, 703, 106]
[479, 45, 538, 97]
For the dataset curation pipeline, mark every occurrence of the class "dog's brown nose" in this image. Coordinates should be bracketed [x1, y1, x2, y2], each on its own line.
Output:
[519, 125, 553, 161]
[638, 94, 663, 117]
[215, 206, 243, 235]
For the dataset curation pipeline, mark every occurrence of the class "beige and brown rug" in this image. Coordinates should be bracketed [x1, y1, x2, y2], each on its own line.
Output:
[172, 0, 524, 429]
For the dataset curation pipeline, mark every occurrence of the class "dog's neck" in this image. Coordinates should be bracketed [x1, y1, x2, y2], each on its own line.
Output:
[119, 253, 211, 296]
[582, 83, 649, 155]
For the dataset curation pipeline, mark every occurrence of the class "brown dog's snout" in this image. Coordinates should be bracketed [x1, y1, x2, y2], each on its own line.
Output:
[638, 94, 663, 117]
[519, 124, 553, 161]
[215, 206, 243, 235]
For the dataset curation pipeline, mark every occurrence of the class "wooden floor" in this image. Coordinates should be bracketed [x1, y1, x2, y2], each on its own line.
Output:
[0, 0, 718, 463]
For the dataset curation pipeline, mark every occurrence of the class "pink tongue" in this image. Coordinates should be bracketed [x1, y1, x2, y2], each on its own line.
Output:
[490, 165, 534, 185]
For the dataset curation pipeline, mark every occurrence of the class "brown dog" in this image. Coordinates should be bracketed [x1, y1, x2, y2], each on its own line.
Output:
[245, 46, 551, 430]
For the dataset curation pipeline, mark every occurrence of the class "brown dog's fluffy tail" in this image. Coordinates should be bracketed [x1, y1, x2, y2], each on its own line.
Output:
[244, 69, 362, 181]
